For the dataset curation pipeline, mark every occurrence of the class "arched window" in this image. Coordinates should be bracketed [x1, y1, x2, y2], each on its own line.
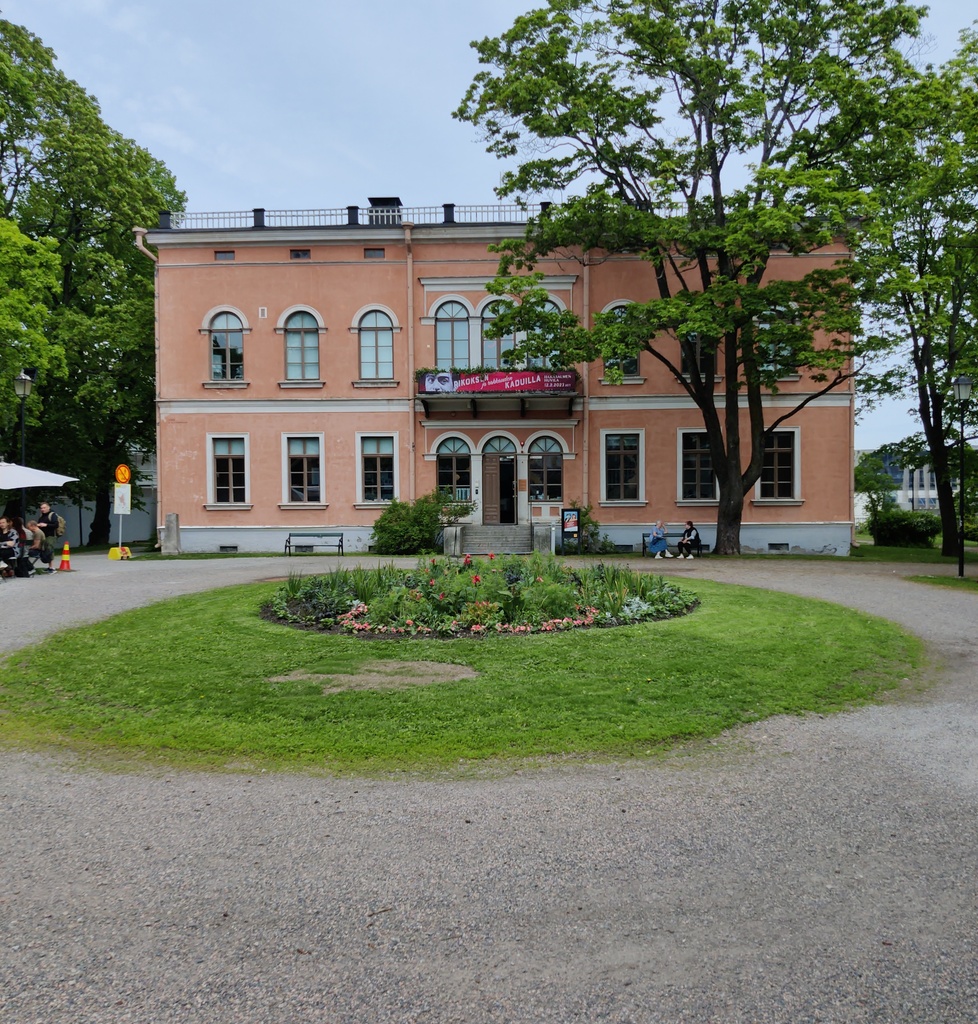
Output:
[359, 310, 394, 379]
[436, 438, 471, 501]
[527, 300, 561, 369]
[210, 312, 243, 380]
[435, 301, 469, 370]
[284, 311, 320, 380]
[529, 437, 563, 501]
[483, 436, 517, 453]
[480, 303, 515, 369]
[602, 305, 639, 377]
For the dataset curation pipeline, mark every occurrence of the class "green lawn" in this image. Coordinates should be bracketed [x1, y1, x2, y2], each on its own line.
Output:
[0, 578, 921, 775]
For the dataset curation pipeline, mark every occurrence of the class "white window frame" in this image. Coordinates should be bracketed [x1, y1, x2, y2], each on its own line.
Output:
[599, 428, 646, 506]
[205, 433, 251, 509]
[280, 433, 327, 508]
[677, 429, 720, 504]
[355, 431, 400, 508]
[753, 426, 803, 504]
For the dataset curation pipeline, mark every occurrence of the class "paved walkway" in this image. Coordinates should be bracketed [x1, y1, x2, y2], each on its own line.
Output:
[2, 554, 977, 1023]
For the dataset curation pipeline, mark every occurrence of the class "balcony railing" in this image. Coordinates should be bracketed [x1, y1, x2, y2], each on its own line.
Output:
[161, 203, 548, 231]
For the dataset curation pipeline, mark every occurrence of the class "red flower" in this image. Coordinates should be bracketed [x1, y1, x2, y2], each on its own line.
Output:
[488, 552, 495, 560]
[472, 574, 481, 584]
[463, 554, 472, 567]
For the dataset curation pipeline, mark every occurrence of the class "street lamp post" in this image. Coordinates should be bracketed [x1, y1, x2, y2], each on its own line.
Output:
[953, 374, 973, 579]
[12, 371, 33, 519]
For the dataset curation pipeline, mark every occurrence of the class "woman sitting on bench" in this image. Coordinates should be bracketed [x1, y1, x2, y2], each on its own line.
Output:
[648, 520, 673, 559]
[677, 520, 700, 559]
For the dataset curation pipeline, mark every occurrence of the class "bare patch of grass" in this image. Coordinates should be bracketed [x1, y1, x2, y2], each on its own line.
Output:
[269, 660, 479, 694]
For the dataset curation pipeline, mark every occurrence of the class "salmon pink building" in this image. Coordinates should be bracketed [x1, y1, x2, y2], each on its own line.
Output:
[142, 200, 855, 555]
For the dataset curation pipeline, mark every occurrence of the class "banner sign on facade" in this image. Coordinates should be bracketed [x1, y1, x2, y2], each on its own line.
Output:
[419, 370, 577, 394]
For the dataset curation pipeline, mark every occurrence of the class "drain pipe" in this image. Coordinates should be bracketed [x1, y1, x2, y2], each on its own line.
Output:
[132, 226, 157, 263]
[132, 226, 162, 545]
[404, 221, 416, 501]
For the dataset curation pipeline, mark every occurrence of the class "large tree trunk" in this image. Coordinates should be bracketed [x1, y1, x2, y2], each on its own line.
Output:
[88, 489, 111, 545]
[919, 413, 958, 557]
[714, 485, 745, 554]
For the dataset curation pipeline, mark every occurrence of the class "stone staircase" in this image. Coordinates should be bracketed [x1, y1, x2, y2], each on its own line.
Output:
[459, 524, 534, 554]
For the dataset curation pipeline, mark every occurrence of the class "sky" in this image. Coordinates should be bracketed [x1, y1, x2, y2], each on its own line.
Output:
[2, 0, 974, 451]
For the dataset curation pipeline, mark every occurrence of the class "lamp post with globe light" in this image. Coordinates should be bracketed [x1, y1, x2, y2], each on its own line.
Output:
[12, 371, 33, 518]
[952, 374, 973, 578]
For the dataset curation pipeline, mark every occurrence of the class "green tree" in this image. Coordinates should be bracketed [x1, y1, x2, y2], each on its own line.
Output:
[0, 18, 184, 538]
[0, 217, 62, 458]
[455, 0, 921, 553]
[852, 35, 978, 556]
[853, 452, 897, 532]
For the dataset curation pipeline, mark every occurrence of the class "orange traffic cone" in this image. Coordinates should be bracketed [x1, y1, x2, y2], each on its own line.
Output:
[58, 542, 72, 571]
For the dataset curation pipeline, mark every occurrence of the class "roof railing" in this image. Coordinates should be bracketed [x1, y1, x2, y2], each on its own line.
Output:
[160, 203, 550, 231]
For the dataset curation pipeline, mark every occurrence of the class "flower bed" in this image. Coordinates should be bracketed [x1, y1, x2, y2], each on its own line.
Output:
[264, 553, 697, 638]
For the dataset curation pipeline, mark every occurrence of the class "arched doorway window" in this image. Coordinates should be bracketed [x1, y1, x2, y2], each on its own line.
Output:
[483, 436, 517, 454]
[210, 312, 243, 380]
[359, 310, 394, 379]
[529, 437, 563, 501]
[284, 311, 320, 380]
[435, 301, 469, 369]
[527, 300, 561, 369]
[480, 303, 516, 369]
[482, 436, 517, 525]
[437, 438, 471, 500]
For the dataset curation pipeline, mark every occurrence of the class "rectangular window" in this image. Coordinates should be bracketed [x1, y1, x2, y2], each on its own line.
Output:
[604, 433, 640, 501]
[288, 437, 321, 502]
[604, 354, 639, 378]
[213, 438, 246, 503]
[681, 334, 714, 378]
[364, 248, 385, 259]
[760, 431, 795, 499]
[528, 454, 562, 501]
[361, 436, 395, 502]
[681, 433, 717, 500]
[290, 249, 311, 260]
[214, 250, 235, 261]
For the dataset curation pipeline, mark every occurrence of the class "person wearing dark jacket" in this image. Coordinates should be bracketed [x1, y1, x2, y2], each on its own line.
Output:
[677, 521, 701, 559]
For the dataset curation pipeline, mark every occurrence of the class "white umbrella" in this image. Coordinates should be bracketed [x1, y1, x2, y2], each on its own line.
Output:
[0, 461, 78, 490]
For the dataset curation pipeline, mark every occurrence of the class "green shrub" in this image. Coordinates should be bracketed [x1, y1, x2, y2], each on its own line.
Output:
[870, 507, 942, 547]
[370, 490, 475, 555]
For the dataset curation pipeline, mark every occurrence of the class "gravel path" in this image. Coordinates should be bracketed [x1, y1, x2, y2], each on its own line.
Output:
[2, 554, 977, 1023]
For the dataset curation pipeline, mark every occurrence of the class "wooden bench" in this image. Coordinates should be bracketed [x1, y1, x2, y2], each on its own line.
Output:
[642, 532, 709, 558]
[284, 531, 344, 556]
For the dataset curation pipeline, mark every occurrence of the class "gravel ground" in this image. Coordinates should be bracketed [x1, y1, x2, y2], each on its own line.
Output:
[1, 553, 977, 1023]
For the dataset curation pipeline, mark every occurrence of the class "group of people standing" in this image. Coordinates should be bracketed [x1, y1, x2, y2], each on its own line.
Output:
[647, 520, 701, 560]
[0, 502, 62, 579]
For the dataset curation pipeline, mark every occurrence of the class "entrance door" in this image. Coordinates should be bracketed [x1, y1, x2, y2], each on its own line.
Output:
[483, 455, 517, 524]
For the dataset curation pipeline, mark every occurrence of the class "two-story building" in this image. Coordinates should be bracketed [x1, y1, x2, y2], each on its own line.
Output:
[141, 200, 855, 554]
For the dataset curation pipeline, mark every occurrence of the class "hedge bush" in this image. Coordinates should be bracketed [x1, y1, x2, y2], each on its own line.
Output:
[869, 507, 942, 547]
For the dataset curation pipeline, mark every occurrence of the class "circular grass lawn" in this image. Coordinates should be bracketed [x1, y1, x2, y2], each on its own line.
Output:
[0, 577, 921, 775]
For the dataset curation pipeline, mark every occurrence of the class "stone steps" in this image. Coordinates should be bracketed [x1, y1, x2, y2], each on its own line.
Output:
[459, 525, 533, 554]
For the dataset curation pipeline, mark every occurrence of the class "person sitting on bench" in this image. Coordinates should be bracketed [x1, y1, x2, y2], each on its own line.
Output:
[648, 520, 673, 558]
[678, 520, 700, 559]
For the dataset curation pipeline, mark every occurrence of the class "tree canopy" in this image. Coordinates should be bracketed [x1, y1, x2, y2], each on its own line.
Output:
[455, 0, 924, 553]
[0, 18, 183, 535]
[851, 32, 978, 555]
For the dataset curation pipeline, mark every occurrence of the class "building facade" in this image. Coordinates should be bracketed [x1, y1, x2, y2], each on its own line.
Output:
[143, 201, 855, 555]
